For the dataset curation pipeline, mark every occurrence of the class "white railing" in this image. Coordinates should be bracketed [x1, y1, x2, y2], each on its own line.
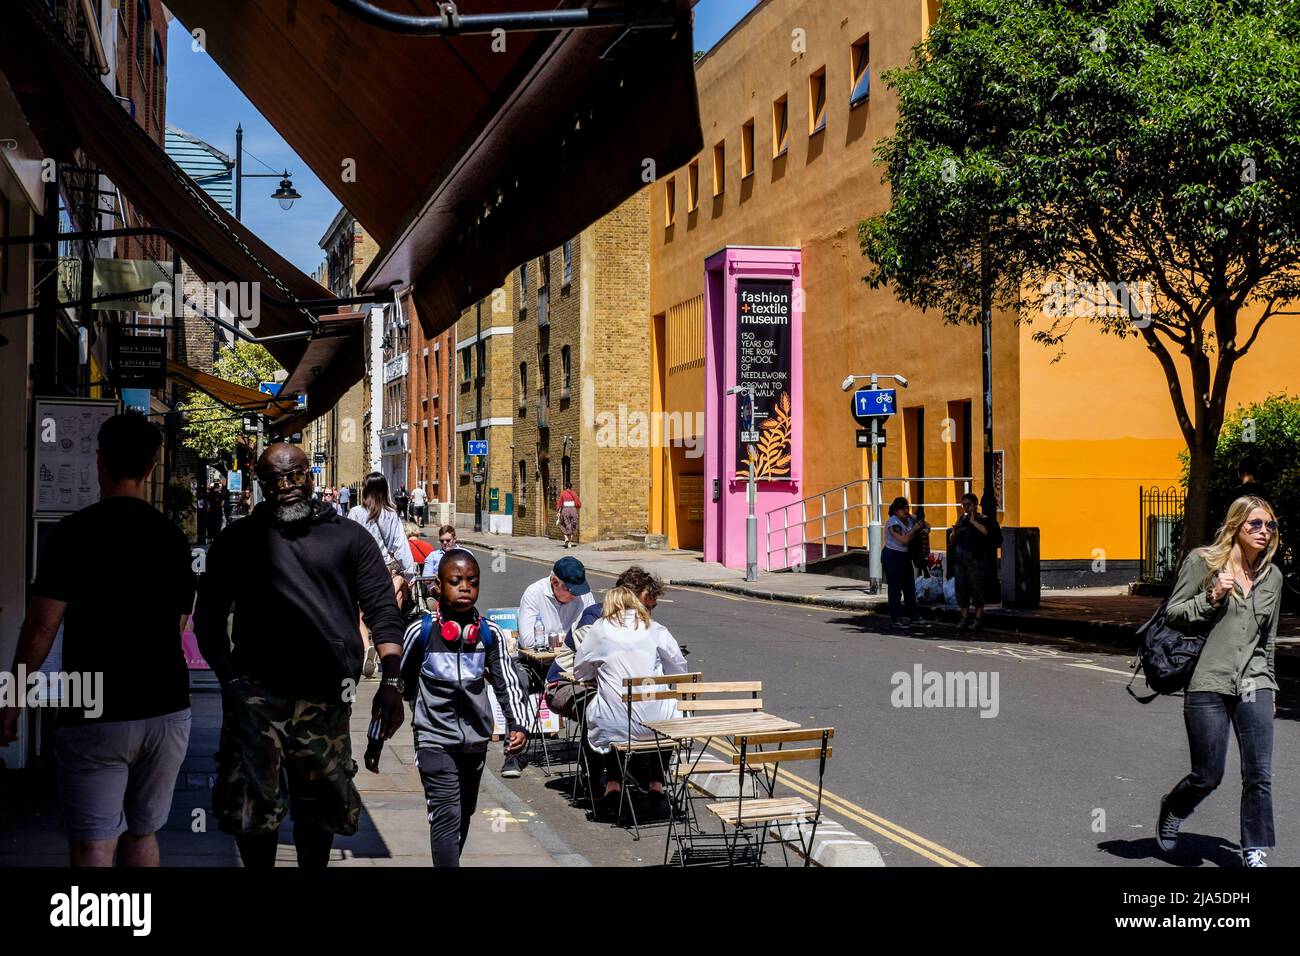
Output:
[764, 476, 974, 571]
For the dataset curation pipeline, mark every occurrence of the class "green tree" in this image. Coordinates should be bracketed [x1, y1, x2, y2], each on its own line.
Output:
[1183, 393, 1300, 584]
[176, 340, 282, 461]
[860, 0, 1300, 560]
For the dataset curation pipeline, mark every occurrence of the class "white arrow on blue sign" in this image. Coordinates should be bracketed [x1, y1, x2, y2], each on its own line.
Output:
[853, 388, 896, 417]
[467, 440, 489, 456]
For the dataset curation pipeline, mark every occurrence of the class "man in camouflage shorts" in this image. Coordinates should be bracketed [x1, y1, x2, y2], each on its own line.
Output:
[213, 681, 360, 837]
[196, 444, 406, 868]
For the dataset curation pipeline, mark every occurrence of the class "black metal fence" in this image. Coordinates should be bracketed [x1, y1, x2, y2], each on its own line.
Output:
[1139, 486, 1184, 583]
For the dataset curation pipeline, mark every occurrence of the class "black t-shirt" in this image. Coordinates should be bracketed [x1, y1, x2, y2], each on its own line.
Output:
[193, 501, 406, 700]
[31, 496, 195, 723]
[952, 513, 993, 560]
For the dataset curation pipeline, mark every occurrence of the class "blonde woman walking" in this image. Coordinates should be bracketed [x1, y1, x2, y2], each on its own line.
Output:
[1156, 496, 1283, 868]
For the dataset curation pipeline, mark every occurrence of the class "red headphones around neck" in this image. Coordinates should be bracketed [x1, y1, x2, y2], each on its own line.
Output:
[437, 607, 480, 644]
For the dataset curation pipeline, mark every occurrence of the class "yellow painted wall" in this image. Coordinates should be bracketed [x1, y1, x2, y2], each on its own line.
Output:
[1020, 303, 1300, 560]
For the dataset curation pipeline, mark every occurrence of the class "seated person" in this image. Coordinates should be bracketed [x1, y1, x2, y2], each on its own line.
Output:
[573, 574, 685, 819]
[408, 529, 435, 570]
[545, 566, 661, 722]
[421, 525, 459, 579]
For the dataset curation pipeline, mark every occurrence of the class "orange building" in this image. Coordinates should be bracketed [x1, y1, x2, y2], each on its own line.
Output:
[649, 0, 1297, 582]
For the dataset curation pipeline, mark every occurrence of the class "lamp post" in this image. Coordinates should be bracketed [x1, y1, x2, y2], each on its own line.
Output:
[841, 372, 909, 591]
[726, 383, 759, 583]
[234, 124, 301, 221]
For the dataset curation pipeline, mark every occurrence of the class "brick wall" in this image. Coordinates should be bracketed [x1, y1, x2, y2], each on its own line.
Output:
[512, 190, 651, 542]
[454, 286, 515, 523]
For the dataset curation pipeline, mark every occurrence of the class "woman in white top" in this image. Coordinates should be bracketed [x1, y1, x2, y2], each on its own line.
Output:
[573, 577, 687, 818]
[348, 472, 418, 674]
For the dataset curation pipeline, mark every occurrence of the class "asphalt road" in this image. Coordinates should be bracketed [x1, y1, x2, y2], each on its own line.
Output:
[470, 548, 1299, 867]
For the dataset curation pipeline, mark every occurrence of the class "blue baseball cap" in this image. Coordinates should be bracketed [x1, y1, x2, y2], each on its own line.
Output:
[553, 556, 590, 596]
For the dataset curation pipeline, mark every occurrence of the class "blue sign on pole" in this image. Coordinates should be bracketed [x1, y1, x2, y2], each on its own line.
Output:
[853, 388, 897, 418]
[260, 381, 307, 410]
[467, 440, 489, 457]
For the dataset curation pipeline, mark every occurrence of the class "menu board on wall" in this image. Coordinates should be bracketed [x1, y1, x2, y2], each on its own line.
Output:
[33, 398, 119, 516]
[735, 278, 793, 479]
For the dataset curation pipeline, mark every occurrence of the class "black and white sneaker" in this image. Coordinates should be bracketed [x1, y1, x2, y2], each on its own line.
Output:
[501, 754, 527, 778]
[1243, 848, 1268, 868]
[1156, 796, 1183, 852]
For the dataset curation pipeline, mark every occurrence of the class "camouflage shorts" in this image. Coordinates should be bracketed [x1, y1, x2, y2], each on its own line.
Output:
[212, 680, 360, 836]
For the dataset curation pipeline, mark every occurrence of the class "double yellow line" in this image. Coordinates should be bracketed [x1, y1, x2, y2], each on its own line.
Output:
[704, 741, 978, 867]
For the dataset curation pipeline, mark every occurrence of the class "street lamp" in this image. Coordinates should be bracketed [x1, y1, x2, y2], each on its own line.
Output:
[726, 383, 759, 583]
[843, 372, 909, 590]
[234, 124, 300, 220]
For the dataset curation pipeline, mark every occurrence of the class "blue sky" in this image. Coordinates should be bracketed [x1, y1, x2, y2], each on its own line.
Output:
[164, 1, 756, 275]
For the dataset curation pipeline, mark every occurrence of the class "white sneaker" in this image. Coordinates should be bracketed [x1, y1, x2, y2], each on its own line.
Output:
[1243, 848, 1268, 868]
[362, 645, 378, 679]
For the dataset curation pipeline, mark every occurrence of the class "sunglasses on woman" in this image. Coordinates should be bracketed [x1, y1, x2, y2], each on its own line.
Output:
[1244, 518, 1278, 534]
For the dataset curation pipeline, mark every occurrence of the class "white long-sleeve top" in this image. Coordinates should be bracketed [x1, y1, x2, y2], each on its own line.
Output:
[573, 610, 688, 754]
[347, 505, 417, 578]
[517, 575, 595, 649]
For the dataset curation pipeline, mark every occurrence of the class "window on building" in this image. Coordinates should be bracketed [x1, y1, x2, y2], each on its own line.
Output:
[560, 345, 571, 396]
[135, 0, 149, 68]
[519, 262, 528, 291]
[850, 35, 870, 107]
[712, 140, 726, 196]
[541, 354, 551, 402]
[665, 175, 676, 227]
[772, 96, 790, 156]
[687, 160, 700, 212]
[809, 67, 827, 134]
[741, 120, 755, 177]
[519, 362, 528, 410]
[562, 240, 573, 286]
[519, 459, 528, 497]
[562, 455, 572, 488]
[924, 0, 943, 36]
[461, 433, 471, 472]
[476, 340, 486, 380]
[460, 347, 472, 382]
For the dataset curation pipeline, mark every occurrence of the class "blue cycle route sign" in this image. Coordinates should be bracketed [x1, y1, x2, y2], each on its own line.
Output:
[853, 388, 897, 418]
[467, 440, 489, 457]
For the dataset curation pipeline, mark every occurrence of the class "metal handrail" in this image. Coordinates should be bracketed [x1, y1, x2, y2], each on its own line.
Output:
[764, 476, 974, 571]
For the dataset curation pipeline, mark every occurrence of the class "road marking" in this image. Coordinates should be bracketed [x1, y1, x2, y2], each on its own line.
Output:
[703, 741, 978, 867]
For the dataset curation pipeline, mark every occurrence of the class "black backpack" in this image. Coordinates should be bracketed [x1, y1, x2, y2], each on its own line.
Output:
[1127, 602, 1208, 702]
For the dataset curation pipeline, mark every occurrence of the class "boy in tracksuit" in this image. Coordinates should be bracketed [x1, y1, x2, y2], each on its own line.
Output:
[367, 549, 527, 866]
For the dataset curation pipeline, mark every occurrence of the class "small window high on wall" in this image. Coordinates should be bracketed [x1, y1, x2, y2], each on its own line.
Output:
[741, 119, 755, 177]
[772, 95, 790, 156]
[850, 35, 870, 107]
[809, 67, 827, 133]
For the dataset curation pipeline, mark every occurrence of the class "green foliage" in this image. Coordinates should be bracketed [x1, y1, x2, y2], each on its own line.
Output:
[1181, 393, 1300, 560]
[860, 0, 1300, 550]
[861, 0, 1300, 334]
[176, 341, 282, 461]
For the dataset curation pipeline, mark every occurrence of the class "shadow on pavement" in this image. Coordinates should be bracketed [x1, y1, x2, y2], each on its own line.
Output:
[1096, 833, 1242, 868]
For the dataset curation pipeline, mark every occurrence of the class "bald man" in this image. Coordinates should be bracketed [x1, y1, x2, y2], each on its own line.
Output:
[194, 443, 406, 868]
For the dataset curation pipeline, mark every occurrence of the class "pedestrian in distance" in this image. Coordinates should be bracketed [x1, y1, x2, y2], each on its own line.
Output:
[556, 482, 581, 548]
[194, 443, 407, 869]
[383, 548, 528, 867]
[409, 483, 427, 528]
[1155, 496, 1283, 868]
[2, 412, 195, 866]
[951, 493, 993, 631]
[348, 472, 419, 676]
[883, 496, 928, 629]
[394, 485, 410, 521]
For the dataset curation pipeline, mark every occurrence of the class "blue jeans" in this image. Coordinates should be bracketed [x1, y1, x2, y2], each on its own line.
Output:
[1166, 690, 1274, 850]
[882, 548, 916, 621]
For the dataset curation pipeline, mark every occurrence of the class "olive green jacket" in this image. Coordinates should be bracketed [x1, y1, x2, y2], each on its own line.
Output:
[1165, 551, 1283, 696]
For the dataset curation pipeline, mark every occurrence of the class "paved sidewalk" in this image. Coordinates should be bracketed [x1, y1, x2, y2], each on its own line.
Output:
[448, 529, 1299, 651]
[0, 678, 588, 868]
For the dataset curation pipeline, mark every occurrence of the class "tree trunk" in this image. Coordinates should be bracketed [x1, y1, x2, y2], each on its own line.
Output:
[1179, 437, 1217, 567]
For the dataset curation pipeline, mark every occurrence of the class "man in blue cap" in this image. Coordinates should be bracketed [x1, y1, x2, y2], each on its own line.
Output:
[508, 557, 596, 776]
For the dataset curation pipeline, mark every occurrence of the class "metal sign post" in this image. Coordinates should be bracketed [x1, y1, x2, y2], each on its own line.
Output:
[850, 378, 899, 591]
[728, 383, 759, 582]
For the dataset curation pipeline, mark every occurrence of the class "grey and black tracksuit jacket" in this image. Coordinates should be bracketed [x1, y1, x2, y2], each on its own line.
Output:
[400, 615, 528, 753]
